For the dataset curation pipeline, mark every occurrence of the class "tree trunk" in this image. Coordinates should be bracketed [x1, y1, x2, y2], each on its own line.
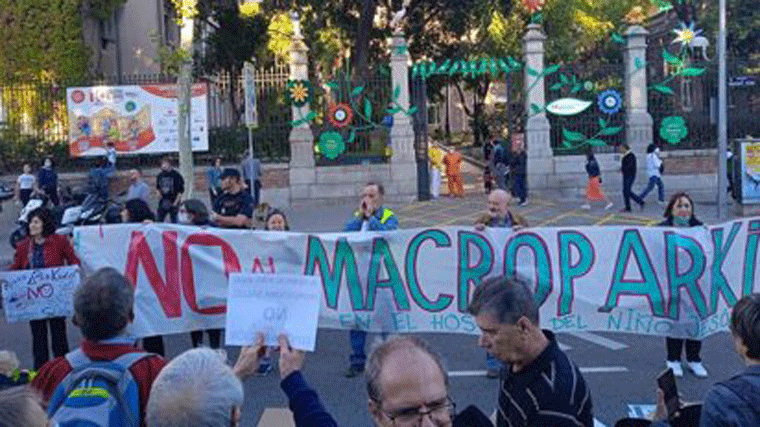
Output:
[178, 11, 195, 199]
[352, 0, 376, 80]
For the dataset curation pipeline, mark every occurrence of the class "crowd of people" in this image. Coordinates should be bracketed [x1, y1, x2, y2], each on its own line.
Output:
[0, 143, 758, 427]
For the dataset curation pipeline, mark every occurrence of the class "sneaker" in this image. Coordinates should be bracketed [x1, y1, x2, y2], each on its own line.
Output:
[519, 200, 528, 206]
[581, 204, 591, 210]
[605, 202, 614, 210]
[666, 360, 683, 377]
[687, 361, 708, 378]
[486, 368, 499, 379]
[344, 365, 364, 378]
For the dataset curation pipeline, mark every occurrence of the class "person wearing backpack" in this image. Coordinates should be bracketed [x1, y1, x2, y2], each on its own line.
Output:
[31, 267, 165, 427]
[650, 293, 760, 427]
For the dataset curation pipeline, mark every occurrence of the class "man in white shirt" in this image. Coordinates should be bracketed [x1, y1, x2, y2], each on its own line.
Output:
[638, 143, 665, 205]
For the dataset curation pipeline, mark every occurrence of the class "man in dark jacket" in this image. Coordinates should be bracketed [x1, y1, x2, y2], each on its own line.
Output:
[619, 143, 644, 212]
[510, 140, 528, 205]
[155, 157, 184, 223]
[651, 293, 760, 427]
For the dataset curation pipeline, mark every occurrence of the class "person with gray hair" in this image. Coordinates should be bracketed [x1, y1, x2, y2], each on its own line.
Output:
[468, 275, 593, 427]
[31, 267, 166, 426]
[146, 337, 265, 427]
[0, 386, 50, 427]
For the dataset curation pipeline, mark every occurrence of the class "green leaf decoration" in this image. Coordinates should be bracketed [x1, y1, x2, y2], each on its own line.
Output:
[571, 84, 581, 93]
[663, 49, 682, 66]
[531, 11, 544, 24]
[680, 68, 705, 77]
[599, 126, 623, 136]
[386, 107, 401, 115]
[527, 67, 540, 77]
[393, 86, 401, 100]
[587, 139, 606, 146]
[364, 99, 372, 119]
[489, 59, 498, 75]
[560, 74, 569, 84]
[291, 118, 304, 127]
[497, 59, 509, 72]
[562, 128, 586, 142]
[634, 58, 644, 70]
[348, 129, 356, 144]
[545, 64, 561, 75]
[407, 106, 418, 115]
[562, 140, 573, 148]
[653, 85, 675, 95]
[305, 111, 317, 121]
[550, 83, 564, 91]
[396, 44, 408, 55]
[530, 103, 543, 114]
[507, 57, 521, 69]
[411, 64, 420, 77]
[599, 118, 607, 128]
[611, 32, 626, 45]
[448, 62, 460, 76]
[438, 59, 451, 73]
[326, 82, 339, 90]
[427, 62, 437, 77]
[351, 86, 364, 97]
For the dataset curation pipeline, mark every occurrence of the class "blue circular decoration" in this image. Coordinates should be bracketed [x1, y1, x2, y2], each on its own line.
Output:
[597, 89, 622, 115]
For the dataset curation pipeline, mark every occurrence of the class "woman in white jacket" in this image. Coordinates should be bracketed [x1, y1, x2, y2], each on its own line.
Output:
[638, 143, 665, 204]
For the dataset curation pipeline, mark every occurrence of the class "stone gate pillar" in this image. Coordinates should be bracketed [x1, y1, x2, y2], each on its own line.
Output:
[288, 12, 315, 202]
[624, 25, 653, 154]
[389, 32, 417, 202]
[524, 23, 552, 190]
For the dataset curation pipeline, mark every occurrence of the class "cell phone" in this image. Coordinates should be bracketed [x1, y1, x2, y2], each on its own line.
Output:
[657, 368, 680, 419]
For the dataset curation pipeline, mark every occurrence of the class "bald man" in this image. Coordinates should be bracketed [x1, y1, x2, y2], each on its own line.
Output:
[474, 189, 528, 377]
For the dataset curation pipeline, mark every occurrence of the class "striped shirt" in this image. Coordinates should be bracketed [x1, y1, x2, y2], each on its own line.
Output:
[497, 331, 593, 427]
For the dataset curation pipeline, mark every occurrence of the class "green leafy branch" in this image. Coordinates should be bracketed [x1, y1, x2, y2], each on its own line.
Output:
[649, 49, 705, 95]
[291, 108, 317, 127]
[549, 73, 593, 94]
[411, 57, 522, 80]
[559, 117, 622, 150]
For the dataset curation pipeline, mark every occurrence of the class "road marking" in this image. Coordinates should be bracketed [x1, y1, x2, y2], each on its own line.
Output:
[566, 331, 629, 350]
[559, 342, 572, 351]
[448, 366, 627, 377]
[594, 418, 607, 427]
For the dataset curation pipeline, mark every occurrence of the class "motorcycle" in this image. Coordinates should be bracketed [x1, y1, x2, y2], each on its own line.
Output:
[9, 193, 49, 248]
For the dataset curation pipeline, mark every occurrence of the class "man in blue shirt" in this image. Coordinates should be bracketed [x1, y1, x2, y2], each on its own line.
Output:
[344, 182, 398, 378]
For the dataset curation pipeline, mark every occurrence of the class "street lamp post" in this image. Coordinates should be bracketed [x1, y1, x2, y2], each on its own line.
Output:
[717, 0, 728, 218]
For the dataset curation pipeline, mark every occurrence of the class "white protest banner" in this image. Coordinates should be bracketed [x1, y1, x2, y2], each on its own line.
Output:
[0, 266, 81, 323]
[73, 219, 760, 340]
[66, 84, 209, 156]
[225, 273, 321, 351]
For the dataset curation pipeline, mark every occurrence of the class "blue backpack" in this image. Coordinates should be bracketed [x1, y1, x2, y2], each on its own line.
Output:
[47, 349, 152, 427]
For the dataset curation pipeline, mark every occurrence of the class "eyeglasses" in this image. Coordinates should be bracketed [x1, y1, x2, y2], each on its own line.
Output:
[380, 396, 455, 426]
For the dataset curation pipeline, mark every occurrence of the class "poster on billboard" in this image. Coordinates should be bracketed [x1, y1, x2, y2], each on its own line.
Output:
[66, 84, 209, 156]
[741, 140, 760, 203]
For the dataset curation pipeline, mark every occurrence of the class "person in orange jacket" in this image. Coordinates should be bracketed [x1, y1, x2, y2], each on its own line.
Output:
[443, 149, 464, 197]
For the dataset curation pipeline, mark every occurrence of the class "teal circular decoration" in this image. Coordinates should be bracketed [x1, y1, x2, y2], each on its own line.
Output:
[659, 116, 688, 145]
[125, 101, 136, 112]
[318, 131, 345, 159]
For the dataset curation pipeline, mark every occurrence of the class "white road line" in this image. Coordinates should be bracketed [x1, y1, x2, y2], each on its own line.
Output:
[594, 419, 607, 427]
[566, 331, 629, 350]
[448, 366, 627, 377]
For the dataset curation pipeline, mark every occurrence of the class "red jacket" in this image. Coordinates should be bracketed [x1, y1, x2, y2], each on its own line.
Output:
[32, 340, 165, 427]
[10, 234, 80, 270]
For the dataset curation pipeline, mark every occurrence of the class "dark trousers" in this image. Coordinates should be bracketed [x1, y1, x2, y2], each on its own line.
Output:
[623, 174, 644, 211]
[157, 200, 178, 223]
[42, 188, 59, 206]
[244, 179, 261, 207]
[19, 189, 33, 206]
[349, 329, 367, 369]
[190, 329, 222, 349]
[30, 317, 68, 370]
[142, 336, 165, 356]
[512, 173, 527, 202]
[666, 337, 702, 362]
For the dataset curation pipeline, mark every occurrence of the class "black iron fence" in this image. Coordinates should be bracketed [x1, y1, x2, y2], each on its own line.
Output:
[0, 65, 291, 173]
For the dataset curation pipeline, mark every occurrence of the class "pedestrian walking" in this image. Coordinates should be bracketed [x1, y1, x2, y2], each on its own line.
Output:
[241, 149, 262, 208]
[492, 138, 511, 192]
[661, 192, 708, 378]
[37, 158, 58, 206]
[428, 144, 443, 198]
[206, 157, 223, 205]
[638, 144, 665, 205]
[581, 151, 613, 210]
[343, 182, 398, 378]
[619, 143, 644, 212]
[155, 157, 184, 223]
[511, 140, 528, 205]
[9, 207, 79, 369]
[483, 137, 494, 193]
[15, 163, 36, 207]
[443, 149, 464, 197]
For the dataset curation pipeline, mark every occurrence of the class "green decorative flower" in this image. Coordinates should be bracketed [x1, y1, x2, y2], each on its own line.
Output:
[318, 131, 345, 159]
[659, 116, 688, 145]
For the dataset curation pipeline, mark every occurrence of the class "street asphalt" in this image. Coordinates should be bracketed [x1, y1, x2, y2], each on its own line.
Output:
[0, 162, 749, 426]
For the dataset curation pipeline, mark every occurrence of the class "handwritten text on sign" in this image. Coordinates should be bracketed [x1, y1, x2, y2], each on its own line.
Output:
[73, 219, 760, 339]
[225, 273, 321, 351]
[0, 266, 81, 323]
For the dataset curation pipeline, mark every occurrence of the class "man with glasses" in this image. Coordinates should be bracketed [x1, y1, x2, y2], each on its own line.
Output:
[278, 334, 482, 427]
[468, 275, 594, 427]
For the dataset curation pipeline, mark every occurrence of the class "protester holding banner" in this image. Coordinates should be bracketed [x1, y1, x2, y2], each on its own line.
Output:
[265, 209, 289, 231]
[155, 157, 184, 223]
[660, 192, 708, 378]
[10, 207, 79, 370]
[344, 182, 398, 378]
[211, 168, 253, 229]
[121, 199, 156, 224]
